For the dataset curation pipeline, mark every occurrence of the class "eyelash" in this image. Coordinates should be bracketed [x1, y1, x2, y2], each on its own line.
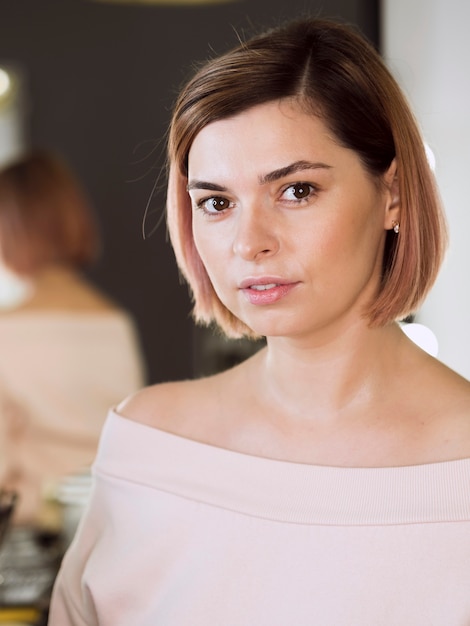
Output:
[280, 182, 317, 203]
[195, 196, 234, 215]
[194, 182, 318, 216]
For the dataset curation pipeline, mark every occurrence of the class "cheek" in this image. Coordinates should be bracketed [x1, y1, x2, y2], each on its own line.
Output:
[299, 195, 385, 274]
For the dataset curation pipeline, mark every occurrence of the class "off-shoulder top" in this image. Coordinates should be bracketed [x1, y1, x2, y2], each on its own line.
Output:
[49, 409, 470, 626]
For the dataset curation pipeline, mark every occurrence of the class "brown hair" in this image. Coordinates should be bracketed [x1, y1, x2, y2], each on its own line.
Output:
[166, 17, 447, 338]
[0, 150, 99, 274]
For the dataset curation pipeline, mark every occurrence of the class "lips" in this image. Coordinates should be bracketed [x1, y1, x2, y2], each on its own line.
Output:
[239, 277, 299, 305]
[239, 277, 291, 289]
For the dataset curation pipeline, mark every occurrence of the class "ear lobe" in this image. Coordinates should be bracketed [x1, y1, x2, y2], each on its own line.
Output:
[383, 158, 400, 230]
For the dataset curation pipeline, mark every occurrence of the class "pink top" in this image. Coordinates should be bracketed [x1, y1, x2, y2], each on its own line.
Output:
[49, 410, 470, 625]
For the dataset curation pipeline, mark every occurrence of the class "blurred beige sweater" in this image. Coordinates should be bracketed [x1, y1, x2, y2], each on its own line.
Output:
[0, 269, 145, 524]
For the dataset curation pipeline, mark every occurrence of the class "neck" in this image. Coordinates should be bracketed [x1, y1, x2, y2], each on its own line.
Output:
[254, 321, 406, 424]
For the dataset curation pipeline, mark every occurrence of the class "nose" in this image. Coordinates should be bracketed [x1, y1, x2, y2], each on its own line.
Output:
[232, 204, 279, 261]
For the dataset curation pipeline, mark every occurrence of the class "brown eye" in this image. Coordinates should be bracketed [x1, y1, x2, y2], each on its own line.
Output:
[198, 195, 233, 214]
[291, 183, 311, 199]
[282, 183, 315, 202]
[210, 197, 230, 211]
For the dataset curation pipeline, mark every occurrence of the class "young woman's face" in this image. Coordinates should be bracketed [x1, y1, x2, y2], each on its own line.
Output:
[187, 99, 397, 341]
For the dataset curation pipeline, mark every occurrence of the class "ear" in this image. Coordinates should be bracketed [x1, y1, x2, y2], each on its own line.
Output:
[382, 158, 400, 230]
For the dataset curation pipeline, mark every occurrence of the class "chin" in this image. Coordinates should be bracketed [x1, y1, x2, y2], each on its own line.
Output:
[240, 316, 301, 340]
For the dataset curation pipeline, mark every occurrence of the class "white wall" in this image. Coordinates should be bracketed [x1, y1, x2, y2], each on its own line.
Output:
[383, 0, 470, 379]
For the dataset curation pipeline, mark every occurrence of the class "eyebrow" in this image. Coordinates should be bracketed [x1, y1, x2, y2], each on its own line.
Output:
[259, 160, 332, 184]
[186, 160, 332, 192]
[186, 180, 227, 192]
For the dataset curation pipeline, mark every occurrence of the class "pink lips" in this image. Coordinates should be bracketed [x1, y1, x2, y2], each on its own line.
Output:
[239, 278, 299, 305]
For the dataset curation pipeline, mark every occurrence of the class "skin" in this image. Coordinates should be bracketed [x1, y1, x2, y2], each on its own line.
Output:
[0, 264, 117, 314]
[188, 99, 396, 343]
[120, 99, 470, 468]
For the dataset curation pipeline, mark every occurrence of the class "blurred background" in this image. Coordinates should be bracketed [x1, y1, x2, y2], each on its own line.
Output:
[1, 0, 469, 385]
[0, 0, 380, 385]
[383, 0, 470, 382]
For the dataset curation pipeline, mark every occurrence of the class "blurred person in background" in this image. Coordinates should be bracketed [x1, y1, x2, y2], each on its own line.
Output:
[0, 150, 145, 527]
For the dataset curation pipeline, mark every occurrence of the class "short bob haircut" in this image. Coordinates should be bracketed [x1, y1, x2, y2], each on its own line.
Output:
[166, 17, 447, 338]
[0, 150, 99, 275]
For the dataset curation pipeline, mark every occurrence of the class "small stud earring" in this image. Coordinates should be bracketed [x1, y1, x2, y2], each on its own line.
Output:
[392, 220, 400, 234]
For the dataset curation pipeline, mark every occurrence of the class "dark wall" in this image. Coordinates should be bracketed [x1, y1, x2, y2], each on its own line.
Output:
[0, 0, 379, 384]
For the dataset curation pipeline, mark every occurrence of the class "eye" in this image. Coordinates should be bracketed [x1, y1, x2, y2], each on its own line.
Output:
[197, 196, 232, 214]
[282, 182, 315, 202]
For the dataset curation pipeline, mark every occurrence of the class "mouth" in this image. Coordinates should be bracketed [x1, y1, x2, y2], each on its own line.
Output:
[238, 278, 299, 305]
[239, 277, 292, 290]
[248, 283, 279, 291]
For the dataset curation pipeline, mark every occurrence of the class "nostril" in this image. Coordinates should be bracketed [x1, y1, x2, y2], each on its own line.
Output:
[232, 230, 279, 260]
[232, 240, 278, 260]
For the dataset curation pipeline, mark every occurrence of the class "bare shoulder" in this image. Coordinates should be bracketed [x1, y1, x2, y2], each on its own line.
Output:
[117, 378, 206, 427]
[115, 348, 258, 444]
[425, 356, 470, 413]
[409, 351, 470, 459]
[115, 368, 239, 441]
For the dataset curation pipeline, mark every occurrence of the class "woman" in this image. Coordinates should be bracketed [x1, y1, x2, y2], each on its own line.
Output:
[49, 18, 470, 625]
[0, 150, 144, 526]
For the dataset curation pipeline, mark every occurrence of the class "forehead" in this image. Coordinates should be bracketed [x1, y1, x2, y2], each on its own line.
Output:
[187, 99, 354, 182]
